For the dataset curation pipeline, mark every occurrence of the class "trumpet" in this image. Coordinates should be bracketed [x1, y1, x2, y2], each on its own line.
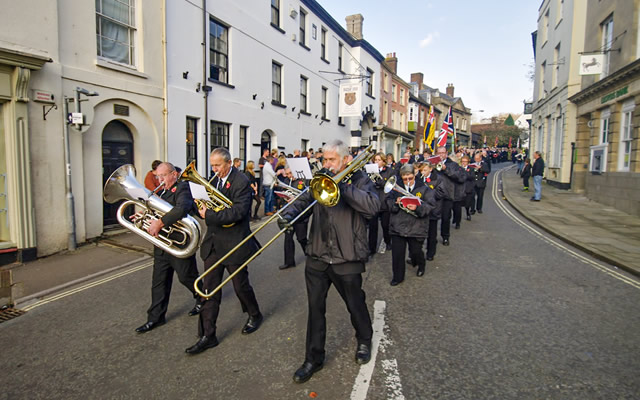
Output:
[383, 175, 419, 217]
[179, 161, 233, 212]
[435, 161, 444, 171]
[194, 144, 376, 299]
[103, 164, 201, 258]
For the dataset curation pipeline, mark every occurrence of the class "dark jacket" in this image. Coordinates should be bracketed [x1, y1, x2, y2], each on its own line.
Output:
[462, 166, 475, 194]
[371, 165, 396, 212]
[473, 160, 491, 189]
[532, 157, 545, 176]
[156, 181, 196, 256]
[387, 179, 436, 238]
[521, 163, 532, 179]
[200, 167, 259, 264]
[435, 157, 467, 201]
[422, 173, 444, 220]
[283, 169, 380, 272]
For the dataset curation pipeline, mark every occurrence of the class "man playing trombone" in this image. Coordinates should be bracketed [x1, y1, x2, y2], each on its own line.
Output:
[280, 140, 380, 383]
[185, 148, 263, 354]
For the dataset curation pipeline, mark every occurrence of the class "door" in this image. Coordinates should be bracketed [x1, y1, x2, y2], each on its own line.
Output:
[102, 120, 133, 227]
[0, 104, 8, 244]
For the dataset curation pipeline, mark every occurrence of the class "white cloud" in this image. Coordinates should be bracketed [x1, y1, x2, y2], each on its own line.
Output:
[419, 32, 440, 48]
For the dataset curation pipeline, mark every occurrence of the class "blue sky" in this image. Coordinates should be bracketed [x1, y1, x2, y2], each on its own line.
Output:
[318, 0, 541, 120]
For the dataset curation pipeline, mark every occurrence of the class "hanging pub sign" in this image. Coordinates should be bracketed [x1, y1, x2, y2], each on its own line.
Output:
[339, 81, 362, 117]
[579, 55, 604, 75]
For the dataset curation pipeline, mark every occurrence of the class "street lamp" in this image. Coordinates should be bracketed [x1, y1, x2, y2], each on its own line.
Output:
[62, 87, 99, 250]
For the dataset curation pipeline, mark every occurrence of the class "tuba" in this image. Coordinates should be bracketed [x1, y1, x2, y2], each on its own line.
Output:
[103, 164, 201, 258]
[179, 161, 233, 212]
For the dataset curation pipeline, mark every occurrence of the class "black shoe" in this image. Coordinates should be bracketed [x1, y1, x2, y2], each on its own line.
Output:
[470, 210, 476, 215]
[279, 264, 295, 270]
[406, 258, 415, 267]
[242, 313, 263, 335]
[443, 239, 450, 246]
[293, 361, 323, 383]
[455, 223, 460, 229]
[466, 215, 471, 221]
[417, 268, 425, 277]
[426, 256, 434, 261]
[355, 343, 371, 365]
[477, 210, 483, 214]
[188, 301, 203, 316]
[185, 335, 219, 354]
[135, 319, 165, 333]
[390, 279, 403, 286]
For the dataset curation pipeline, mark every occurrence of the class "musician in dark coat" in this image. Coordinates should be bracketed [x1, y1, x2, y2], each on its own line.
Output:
[471, 152, 491, 214]
[434, 146, 467, 245]
[185, 148, 263, 355]
[278, 167, 309, 269]
[135, 162, 202, 334]
[388, 164, 436, 284]
[280, 140, 380, 384]
[368, 152, 395, 255]
[421, 163, 444, 261]
[460, 156, 476, 221]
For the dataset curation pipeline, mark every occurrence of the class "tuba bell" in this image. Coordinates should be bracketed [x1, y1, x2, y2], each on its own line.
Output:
[103, 164, 201, 258]
[179, 161, 233, 212]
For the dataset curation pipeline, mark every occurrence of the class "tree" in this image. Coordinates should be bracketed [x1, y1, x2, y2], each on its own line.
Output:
[504, 114, 515, 126]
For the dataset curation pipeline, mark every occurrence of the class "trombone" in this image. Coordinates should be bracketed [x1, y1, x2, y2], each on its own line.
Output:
[194, 144, 376, 299]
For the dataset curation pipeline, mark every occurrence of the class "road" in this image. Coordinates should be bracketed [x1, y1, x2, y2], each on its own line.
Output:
[2, 164, 639, 399]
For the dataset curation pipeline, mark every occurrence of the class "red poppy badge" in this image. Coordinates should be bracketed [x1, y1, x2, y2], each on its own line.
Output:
[171, 187, 176, 193]
[225, 182, 231, 189]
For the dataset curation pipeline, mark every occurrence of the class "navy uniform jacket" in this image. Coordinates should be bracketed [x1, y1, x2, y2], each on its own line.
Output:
[473, 161, 491, 188]
[387, 179, 436, 239]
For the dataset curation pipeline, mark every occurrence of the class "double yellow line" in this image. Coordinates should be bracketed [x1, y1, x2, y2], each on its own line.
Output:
[491, 167, 640, 290]
[21, 261, 153, 311]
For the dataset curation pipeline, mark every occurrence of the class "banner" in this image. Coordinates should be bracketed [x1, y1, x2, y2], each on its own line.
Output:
[424, 105, 437, 152]
[579, 55, 604, 75]
[438, 106, 453, 147]
[339, 81, 362, 117]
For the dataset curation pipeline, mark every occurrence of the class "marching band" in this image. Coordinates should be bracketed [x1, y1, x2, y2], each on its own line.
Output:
[103, 140, 495, 383]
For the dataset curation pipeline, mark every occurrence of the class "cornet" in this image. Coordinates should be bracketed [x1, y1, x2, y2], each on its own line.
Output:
[383, 176, 419, 217]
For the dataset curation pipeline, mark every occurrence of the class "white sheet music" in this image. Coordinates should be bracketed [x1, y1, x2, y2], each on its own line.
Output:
[365, 164, 380, 174]
[286, 158, 313, 179]
[188, 182, 210, 200]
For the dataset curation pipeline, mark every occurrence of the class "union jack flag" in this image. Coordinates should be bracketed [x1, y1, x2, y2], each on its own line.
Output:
[437, 106, 453, 147]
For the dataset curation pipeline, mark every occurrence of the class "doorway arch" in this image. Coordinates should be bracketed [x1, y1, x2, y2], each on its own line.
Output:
[102, 120, 134, 227]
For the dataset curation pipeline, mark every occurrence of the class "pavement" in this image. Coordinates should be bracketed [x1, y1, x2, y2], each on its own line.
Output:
[2, 165, 639, 309]
[500, 164, 640, 277]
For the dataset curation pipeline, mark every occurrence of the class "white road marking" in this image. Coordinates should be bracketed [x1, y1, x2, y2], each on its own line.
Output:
[21, 261, 153, 311]
[351, 300, 404, 400]
[492, 168, 640, 290]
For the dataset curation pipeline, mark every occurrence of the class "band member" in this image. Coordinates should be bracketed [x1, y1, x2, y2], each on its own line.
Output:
[388, 164, 435, 285]
[369, 152, 394, 255]
[459, 156, 475, 221]
[279, 168, 309, 269]
[471, 152, 490, 214]
[186, 148, 263, 354]
[135, 162, 202, 334]
[434, 146, 466, 245]
[280, 140, 380, 383]
[421, 163, 444, 261]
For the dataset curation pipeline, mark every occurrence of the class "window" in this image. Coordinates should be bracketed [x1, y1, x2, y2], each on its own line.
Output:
[272, 61, 282, 104]
[601, 15, 614, 78]
[186, 117, 198, 169]
[321, 86, 328, 119]
[539, 61, 546, 99]
[600, 108, 611, 144]
[366, 68, 374, 97]
[619, 101, 634, 171]
[383, 100, 388, 124]
[391, 110, 396, 129]
[299, 8, 307, 47]
[338, 43, 343, 72]
[556, 0, 563, 24]
[552, 111, 563, 167]
[301, 139, 309, 151]
[536, 123, 544, 152]
[239, 126, 248, 166]
[384, 72, 389, 92]
[542, 9, 549, 44]
[300, 75, 308, 113]
[210, 121, 229, 151]
[271, 0, 280, 28]
[400, 113, 405, 131]
[392, 84, 397, 102]
[552, 43, 560, 88]
[210, 19, 229, 83]
[96, 0, 136, 65]
[400, 88, 405, 105]
[320, 28, 327, 60]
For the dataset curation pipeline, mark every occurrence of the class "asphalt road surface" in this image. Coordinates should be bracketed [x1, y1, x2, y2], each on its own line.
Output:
[2, 164, 639, 399]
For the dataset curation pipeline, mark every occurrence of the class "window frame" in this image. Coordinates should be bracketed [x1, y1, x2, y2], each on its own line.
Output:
[600, 107, 611, 144]
[300, 75, 308, 113]
[601, 15, 614, 78]
[299, 8, 307, 48]
[209, 18, 229, 84]
[272, 61, 283, 105]
[321, 86, 328, 120]
[366, 67, 374, 97]
[186, 116, 198, 169]
[618, 101, 634, 171]
[210, 120, 230, 151]
[271, 0, 281, 29]
[320, 27, 328, 62]
[239, 125, 248, 166]
[552, 111, 563, 167]
[96, 0, 137, 66]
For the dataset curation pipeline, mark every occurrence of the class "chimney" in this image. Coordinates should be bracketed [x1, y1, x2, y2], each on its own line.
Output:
[446, 83, 455, 97]
[346, 14, 364, 40]
[385, 52, 398, 74]
[411, 72, 424, 89]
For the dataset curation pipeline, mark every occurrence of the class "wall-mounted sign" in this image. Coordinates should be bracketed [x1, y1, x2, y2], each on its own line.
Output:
[579, 55, 604, 75]
[32, 89, 55, 103]
[339, 81, 362, 117]
[601, 86, 628, 104]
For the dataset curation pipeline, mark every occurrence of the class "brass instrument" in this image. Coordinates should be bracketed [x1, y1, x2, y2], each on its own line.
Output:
[179, 161, 233, 212]
[103, 164, 201, 258]
[273, 179, 304, 202]
[435, 161, 444, 171]
[194, 144, 376, 299]
[384, 175, 419, 217]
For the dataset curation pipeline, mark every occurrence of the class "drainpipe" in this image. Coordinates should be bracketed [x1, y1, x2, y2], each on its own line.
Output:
[203, 0, 209, 175]
[570, 142, 575, 189]
[162, 1, 168, 160]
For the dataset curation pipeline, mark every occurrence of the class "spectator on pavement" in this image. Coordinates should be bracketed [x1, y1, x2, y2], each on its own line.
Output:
[531, 151, 544, 201]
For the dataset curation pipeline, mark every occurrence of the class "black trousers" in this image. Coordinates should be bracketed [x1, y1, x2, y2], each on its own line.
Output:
[284, 221, 308, 266]
[473, 187, 485, 212]
[391, 235, 425, 281]
[368, 211, 391, 253]
[426, 219, 438, 259]
[252, 194, 262, 217]
[440, 199, 453, 239]
[522, 177, 529, 188]
[198, 253, 261, 337]
[464, 192, 474, 215]
[452, 200, 463, 225]
[148, 252, 199, 323]
[304, 260, 372, 365]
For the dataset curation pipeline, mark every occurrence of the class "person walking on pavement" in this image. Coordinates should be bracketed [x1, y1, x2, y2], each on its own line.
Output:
[531, 151, 545, 201]
[262, 155, 277, 215]
[135, 162, 202, 334]
[521, 158, 532, 192]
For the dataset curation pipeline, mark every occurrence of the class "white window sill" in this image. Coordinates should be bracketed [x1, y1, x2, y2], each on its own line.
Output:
[96, 57, 148, 79]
